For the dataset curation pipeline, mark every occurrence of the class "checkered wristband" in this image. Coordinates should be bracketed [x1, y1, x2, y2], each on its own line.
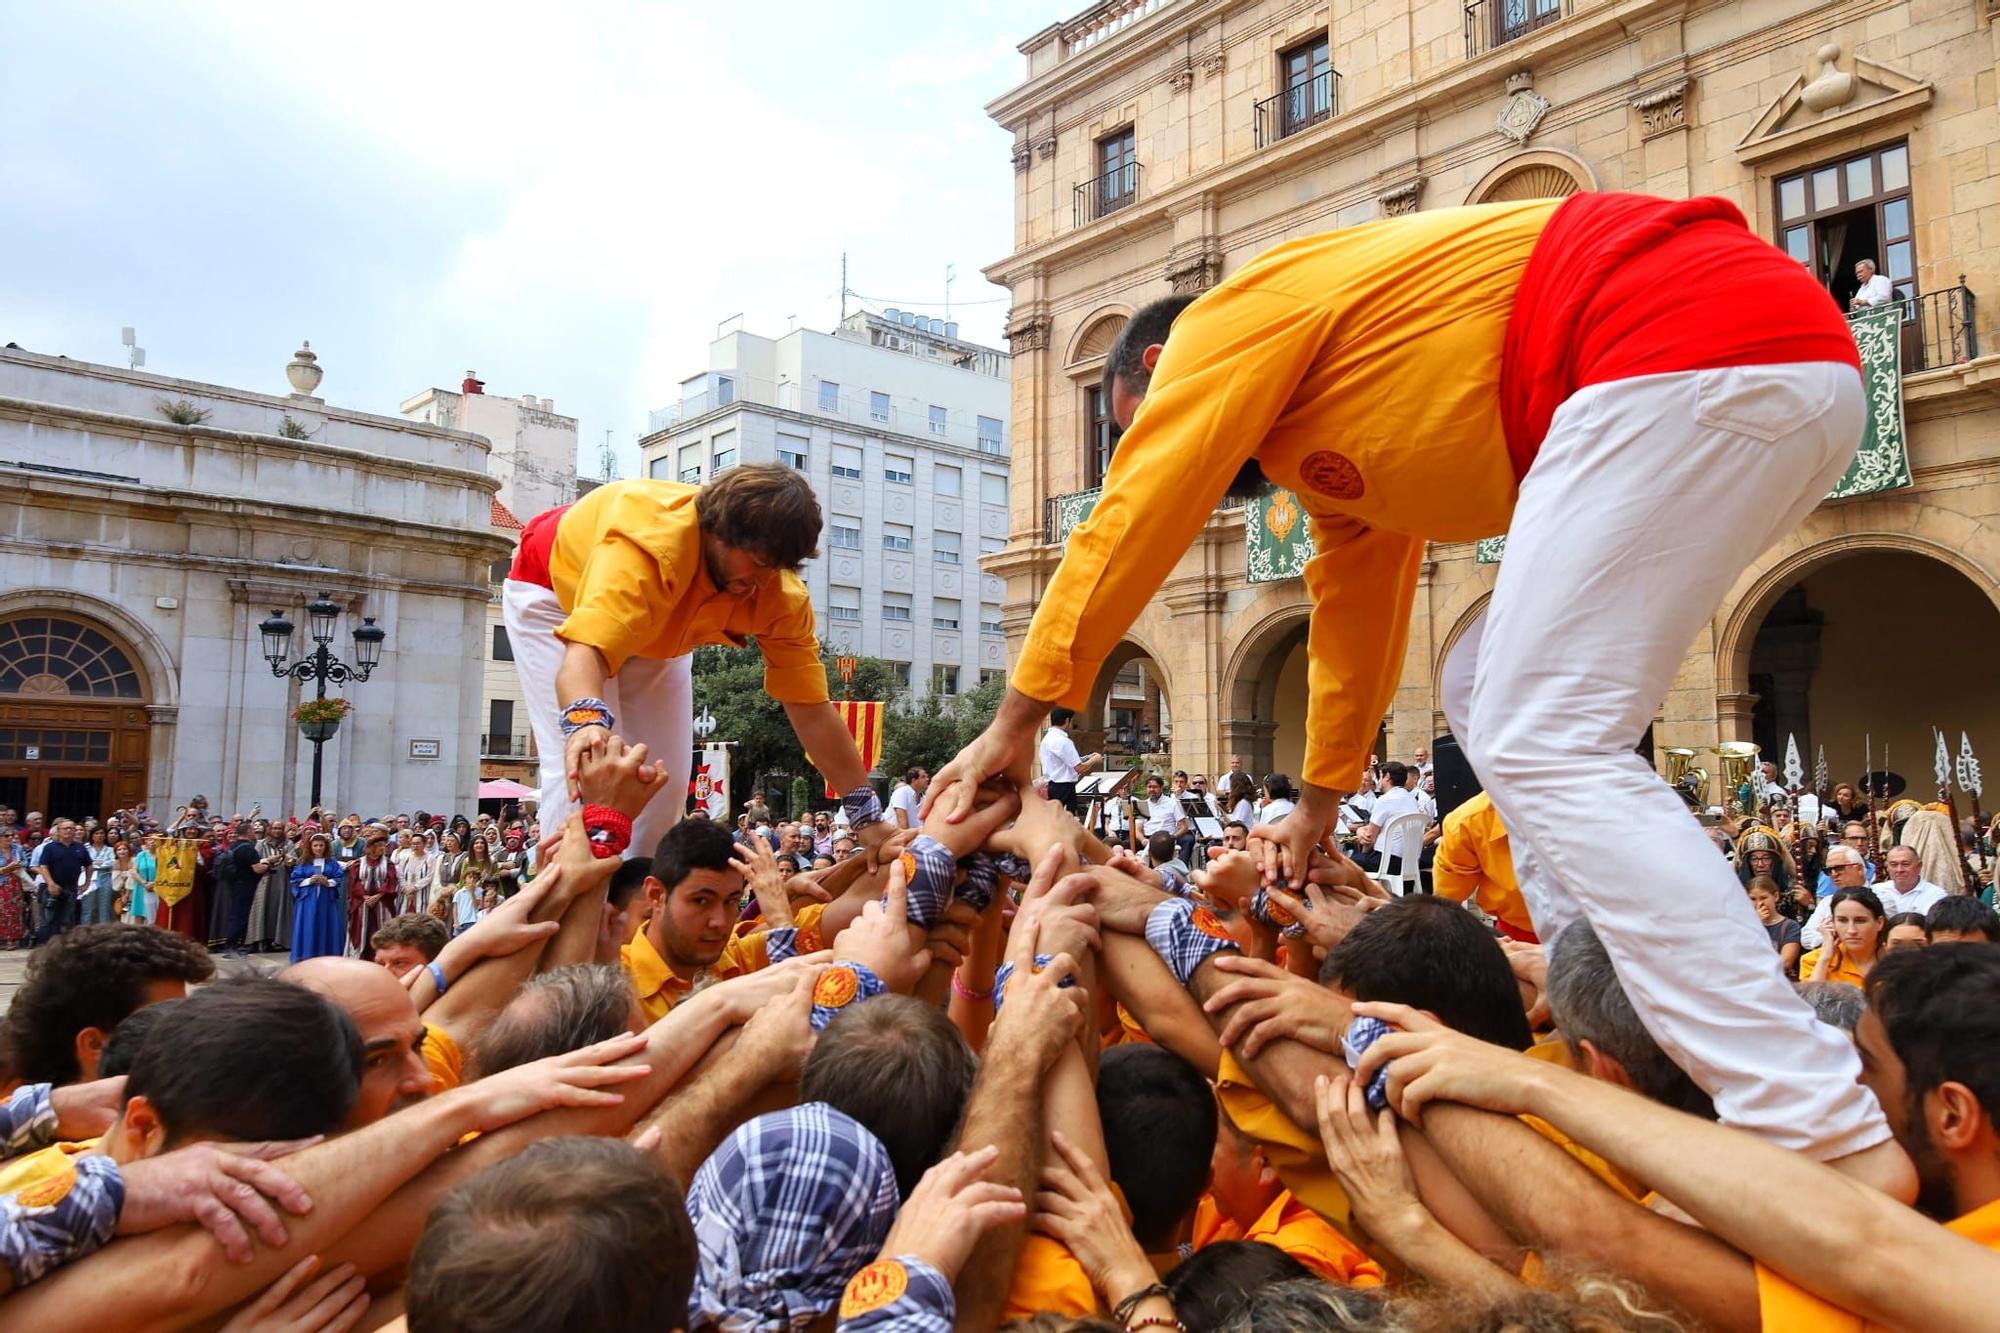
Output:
[1250, 886, 1307, 939]
[1342, 1016, 1394, 1111]
[764, 926, 800, 964]
[810, 962, 886, 1032]
[1159, 863, 1193, 898]
[556, 697, 614, 738]
[992, 954, 1073, 1011]
[581, 805, 630, 859]
[0, 1154, 124, 1288]
[955, 853, 998, 913]
[993, 853, 1032, 883]
[842, 784, 887, 832]
[898, 835, 959, 928]
[1145, 897, 1241, 986]
[0, 1084, 55, 1158]
[837, 1254, 955, 1331]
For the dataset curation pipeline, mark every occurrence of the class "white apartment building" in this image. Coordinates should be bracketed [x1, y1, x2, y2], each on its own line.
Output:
[639, 312, 1011, 698]
[400, 378, 580, 782]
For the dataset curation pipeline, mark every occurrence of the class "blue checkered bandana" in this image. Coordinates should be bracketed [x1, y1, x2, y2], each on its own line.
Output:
[686, 1102, 901, 1330]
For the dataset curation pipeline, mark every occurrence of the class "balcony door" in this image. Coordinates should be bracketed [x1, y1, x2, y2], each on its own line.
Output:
[1280, 37, 1333, 136]
[1775, 142, 1914, 311]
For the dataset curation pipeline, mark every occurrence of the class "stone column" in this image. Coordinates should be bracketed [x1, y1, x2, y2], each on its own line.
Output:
[1219, 719, 1278, 780]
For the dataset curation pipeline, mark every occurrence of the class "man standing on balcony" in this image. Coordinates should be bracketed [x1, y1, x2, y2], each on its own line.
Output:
[503, 466, 893, 863]
[1850, 257, 1895, 310]
[928, 191, 1912, 1200]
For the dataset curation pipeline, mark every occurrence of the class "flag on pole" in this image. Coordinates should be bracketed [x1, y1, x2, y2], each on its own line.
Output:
[699, 745, 730, 820]
[824, 700, 884, 797]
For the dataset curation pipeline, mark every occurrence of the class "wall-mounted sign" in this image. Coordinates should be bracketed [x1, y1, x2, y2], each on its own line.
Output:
[409, 739, 441, 759]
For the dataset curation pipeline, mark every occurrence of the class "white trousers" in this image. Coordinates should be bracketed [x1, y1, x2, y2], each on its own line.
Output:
[1438, 362, 1888, 1161]
[502, 579, 693, 861]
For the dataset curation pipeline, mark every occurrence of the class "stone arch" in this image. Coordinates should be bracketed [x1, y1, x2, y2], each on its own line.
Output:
[1079, 634, 1173, 757]
[0, 590, 174, 707]
[1464, 149, 1598, 206]
[1065, 307, 1133, 368]
[1430, 589, 1493, 714]
[1219, 603, 1313, 779]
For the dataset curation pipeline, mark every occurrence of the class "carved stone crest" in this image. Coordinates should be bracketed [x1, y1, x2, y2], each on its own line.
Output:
[1377, 178, 1424, 216]
[1166, 61, 1195, 92]
[1495, 72, 1550, 145]
[1165, 240, 1222, 294]
[1200, 48, 1226, 78]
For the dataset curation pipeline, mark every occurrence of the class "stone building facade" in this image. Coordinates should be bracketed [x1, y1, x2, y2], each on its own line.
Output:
[0, 346, 512, 822]
[986, 0, 2000, 795]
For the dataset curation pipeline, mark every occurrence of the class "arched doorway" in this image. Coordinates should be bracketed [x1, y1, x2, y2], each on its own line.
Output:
[1082, 640, 1171, 766]
[1740, 550, 2000, 792]
[0, 613, 152, 822]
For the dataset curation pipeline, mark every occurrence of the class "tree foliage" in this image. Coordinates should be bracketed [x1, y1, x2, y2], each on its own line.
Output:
[690, 645, 1011, 816]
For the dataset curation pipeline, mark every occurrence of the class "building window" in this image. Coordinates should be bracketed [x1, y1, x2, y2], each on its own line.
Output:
[889, 662, 912, 689]
[932, 664, 959, 695]
[980, 473, 1008, 507]
[829, 519, 862, 550]
[882, 524, 913, 553]
[979, 537, 1003, 557]
[934, 531, 961, 565]
[777, 434, 808, 470]
[832, 443, 863, 480]
[928, 404, 948, 435]
[679, 466, 702, 484]
[884, 454, 913, 485]
[977, 415, 1005, 455]
[883, 594, 913, 623]
[981, 614, 1003, 635]
[932, 598, 961, 630]
[711, 428, 738, 475]
[1084, 384, 1121, 488]
[1090, 128, 1137, 221]
[488, 699, 514, 749]
[1471, 0, 1564, 56]
[981, 668, 1002, 685]
[870, 391, 891, 423]
[830, 587, 862, 621]
[648, 455, 672, 480]
[491, 625, 513, 662]
[715, 376, 735, 406]
[678, 441, 703, 486]
[1258, 36, 1337, 146]
[819, 380, 841, 412]
[934, 464, 961, 497]
[1775, 142, 1914, 311]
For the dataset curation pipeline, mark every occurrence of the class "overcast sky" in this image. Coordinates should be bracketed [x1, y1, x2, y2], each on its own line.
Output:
[1, 1, 1032, 476]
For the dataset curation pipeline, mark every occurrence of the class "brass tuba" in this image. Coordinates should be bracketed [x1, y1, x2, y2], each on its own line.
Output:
[1662, 747, 1709, 810]
[1713, 742, 1762, 820]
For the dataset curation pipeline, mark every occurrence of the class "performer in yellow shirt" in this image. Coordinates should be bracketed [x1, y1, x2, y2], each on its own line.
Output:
[932, 193, 1902, 1183]
[620, 819, 791, 1021]
[505, 465, 891, 859]
[1432, 791, 1535, 943]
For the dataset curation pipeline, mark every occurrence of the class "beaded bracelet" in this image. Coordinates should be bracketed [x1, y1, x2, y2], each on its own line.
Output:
[949, 971, 993, 1003]
[1126, 1317, 1184, 1332]
[1111, 1284, 1171, 1324]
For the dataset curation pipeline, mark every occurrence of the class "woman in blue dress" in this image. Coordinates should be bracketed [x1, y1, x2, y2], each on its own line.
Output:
[289, 832, 347, 963]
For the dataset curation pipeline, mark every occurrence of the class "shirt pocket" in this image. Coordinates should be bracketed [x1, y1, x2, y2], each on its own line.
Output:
[1692, 365, 1838, 443]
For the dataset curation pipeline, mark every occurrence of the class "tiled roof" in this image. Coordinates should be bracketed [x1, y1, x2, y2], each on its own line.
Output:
[490, 497, 524, 530]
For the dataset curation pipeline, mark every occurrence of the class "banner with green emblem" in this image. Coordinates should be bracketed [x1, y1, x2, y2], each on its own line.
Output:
[1246, 484, 1316, 583]
[1475, 306, 1908, 564]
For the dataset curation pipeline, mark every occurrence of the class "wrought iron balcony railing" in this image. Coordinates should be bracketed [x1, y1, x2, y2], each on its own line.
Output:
[480, 732, 536, 759]
[1843, 281, 1979, 374]
[1254, 70, 1340, 148]
[1464, 0, 1570, 58]
[1075, 163, 1142, 227]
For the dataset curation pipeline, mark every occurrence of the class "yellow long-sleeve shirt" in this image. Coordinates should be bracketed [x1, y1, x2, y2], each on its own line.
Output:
[543, 480, 827, 701]
[1015, 201, 1560, 790]
[1433, 791, 1537, 940]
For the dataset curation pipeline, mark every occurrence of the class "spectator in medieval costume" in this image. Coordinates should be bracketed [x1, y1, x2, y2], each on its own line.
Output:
[247, 822, 296, 953]
[346, 825, 400, 959]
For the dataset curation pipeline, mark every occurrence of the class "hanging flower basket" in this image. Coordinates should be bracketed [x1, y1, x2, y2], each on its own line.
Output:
[293, 696, 352, 743]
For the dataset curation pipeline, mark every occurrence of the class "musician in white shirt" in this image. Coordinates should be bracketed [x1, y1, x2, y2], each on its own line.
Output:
[1849, 258, 1895, 310]
[1038, 707, 1101, 815]
[1140, 774, 1187, 842]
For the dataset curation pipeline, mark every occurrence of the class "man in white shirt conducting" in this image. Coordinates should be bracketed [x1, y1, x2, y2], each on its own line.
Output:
[1039, 707, 1102, 816]
[1849, 258, 1895, 310]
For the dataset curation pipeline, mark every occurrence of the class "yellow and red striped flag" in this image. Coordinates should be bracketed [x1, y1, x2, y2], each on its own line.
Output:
[824, 699, 885, 797]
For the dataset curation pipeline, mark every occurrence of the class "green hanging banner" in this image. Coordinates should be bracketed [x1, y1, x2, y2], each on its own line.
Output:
[1246, 483, 1316, 583]
[1473, 305, 1910, 564]
[1828, 303, 1913, 499]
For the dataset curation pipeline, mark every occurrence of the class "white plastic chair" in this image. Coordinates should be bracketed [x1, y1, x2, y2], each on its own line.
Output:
[1371, 810, 1427, 897]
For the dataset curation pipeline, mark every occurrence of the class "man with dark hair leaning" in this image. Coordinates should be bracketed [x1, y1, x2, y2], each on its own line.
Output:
[2, 923, 214, 1086]
[503, 462, 894, 864]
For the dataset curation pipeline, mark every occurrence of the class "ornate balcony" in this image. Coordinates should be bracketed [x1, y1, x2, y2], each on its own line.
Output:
[1254, 71, 1340, 148]
[1075, 162, 1141, 227]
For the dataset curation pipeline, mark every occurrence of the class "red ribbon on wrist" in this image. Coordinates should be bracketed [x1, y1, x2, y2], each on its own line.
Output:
[581, 805, 632, 859]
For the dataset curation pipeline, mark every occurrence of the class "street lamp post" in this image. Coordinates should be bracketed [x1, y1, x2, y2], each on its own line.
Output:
[259, 593, 386, 809]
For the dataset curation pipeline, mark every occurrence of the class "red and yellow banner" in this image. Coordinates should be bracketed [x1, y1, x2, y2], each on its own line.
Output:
[824, 700, 884, 797]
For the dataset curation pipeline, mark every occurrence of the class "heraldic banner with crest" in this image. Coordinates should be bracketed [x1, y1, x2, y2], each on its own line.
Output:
[1246, 483, 1315, 583]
